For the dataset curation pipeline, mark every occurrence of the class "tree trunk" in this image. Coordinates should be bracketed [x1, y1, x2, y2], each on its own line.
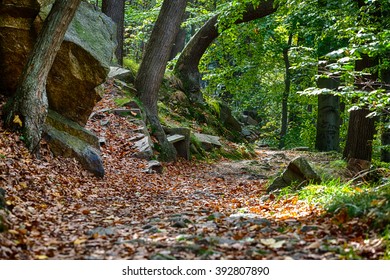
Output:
[315, 77, 341, 152]
[174, 0, 276, 102]
[381, 114, 390, 162]
[102, 0, 125, 65]
[134, 0, 188, 162]
[343, 54, 379, 163]
[380, 66, 390, 162]
[4, 0, 81, 154]
[343, 108, 376, 161]
[279, 33, 293, 149]
[169, 24, 187, 61]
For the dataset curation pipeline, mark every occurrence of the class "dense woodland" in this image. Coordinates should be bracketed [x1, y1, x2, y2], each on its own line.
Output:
[0, 0, 389, 260]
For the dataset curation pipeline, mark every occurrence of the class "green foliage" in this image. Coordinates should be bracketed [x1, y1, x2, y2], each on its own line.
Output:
[298, 178, 390, 230]
[204, 94, 221, 116]
[123, 57, 140, 73]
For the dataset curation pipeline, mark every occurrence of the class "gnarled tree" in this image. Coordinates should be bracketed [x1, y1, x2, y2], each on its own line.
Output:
[4, 0, 81, 154]
[174, 0, 276, 102]
[134, 0, 188, 161]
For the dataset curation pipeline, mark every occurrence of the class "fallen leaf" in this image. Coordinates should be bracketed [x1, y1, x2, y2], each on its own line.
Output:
[13, 115, 23, 127]
[73, 238, 87, 245]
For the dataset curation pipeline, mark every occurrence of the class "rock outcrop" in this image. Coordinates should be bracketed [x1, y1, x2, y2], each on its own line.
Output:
[44, 110, 104, 177]
[0, 0, 40, 95]
[194, 132, 222, 151]
[267, 156, 321, 193]
[219, 102, 242, 133]
[0, 1, 117, 176]
[39, 1, 117, 125]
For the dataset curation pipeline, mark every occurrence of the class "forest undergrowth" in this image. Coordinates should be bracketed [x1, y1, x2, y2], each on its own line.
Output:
[0, 91, 389, 260]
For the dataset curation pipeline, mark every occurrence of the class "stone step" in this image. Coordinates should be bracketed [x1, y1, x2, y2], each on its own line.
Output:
[167, 134, 185, 143]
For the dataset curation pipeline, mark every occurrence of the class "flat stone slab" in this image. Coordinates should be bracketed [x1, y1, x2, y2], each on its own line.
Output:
[194, 133, 222, 151]
[108, 66, 135, 84]
[167, 134, 185, 143]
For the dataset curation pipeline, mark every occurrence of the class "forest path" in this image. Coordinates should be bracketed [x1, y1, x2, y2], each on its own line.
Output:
[0, 94, 384, 260]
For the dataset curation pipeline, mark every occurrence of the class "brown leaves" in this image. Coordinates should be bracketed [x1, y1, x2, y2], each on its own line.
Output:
[0, 93, 385, 260]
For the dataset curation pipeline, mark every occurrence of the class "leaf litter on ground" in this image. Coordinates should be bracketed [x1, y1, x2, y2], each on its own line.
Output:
[0, 89, 386, 260]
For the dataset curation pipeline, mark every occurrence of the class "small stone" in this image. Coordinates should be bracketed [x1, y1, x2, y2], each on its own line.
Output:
[98, 137, 106, 146]
[146, 160, 163, 174]
[300, 225, 318, 232]
[0, 188, 6, 210]
[100, 119, 110, 126]
[86, 226, 116, 237]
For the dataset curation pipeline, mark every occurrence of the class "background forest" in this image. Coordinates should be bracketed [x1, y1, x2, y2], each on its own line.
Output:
[119, 0, 390, 157]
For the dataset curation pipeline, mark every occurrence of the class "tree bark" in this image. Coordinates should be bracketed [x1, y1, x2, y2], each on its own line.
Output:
[174, 0, 276, 102]
[279, 33, 292, 149]
[343, 55, 378, 162]
[380, 66, 390, 162]
[134, 0, 188, 162]
[315, 77, 341, 152]
[102, 0, 125, 65]
[381, 114, 390, 162]
[169, 24, 187, 61]
[343, 108, 376, 161]
[4, 0, 81, 154]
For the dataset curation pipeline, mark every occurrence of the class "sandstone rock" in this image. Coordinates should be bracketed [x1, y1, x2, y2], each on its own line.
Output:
[44, 125, 104, 177]
[133, 121, 153, 160]
[44, 110, 104, 176]
[43, 2, 117, 125]
[194, 132, 222, 151]
[144, 160, 163, 174]
[0, 2, 116, 125]
[134, 136, 153, 160]
[0, 187, 5, 210]
[0, 0, 39, 95]
[219, 102, 242, 133]
[108, 66, 136, 84]
[0, 2, 116, 176]
[164, 127, 191, 160]
[86, 226, 116, 237]
[290, 147, 310, 151]
[46, 110, 99, 149]
[267, 156, 321, 193]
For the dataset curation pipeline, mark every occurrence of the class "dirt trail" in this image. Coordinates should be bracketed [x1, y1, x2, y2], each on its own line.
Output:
[0, 94, 385, 260]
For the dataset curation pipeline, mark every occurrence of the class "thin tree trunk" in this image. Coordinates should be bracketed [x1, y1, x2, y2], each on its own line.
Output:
[4, 0, 81, 154]
[135, 0, 188, 161]
[102, 0, 125, 65]
[174, 0, 276, 102]
[279, 33, 292, 149]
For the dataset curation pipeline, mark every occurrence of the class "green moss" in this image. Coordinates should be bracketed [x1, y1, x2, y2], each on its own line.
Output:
[123, 57, 140, 73]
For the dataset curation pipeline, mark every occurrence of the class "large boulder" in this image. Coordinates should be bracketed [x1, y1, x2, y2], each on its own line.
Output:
[40, 1, 117, 125]
[0, 0, 40, 95]
[0, 1, 116, 125]
[194, 132, 222, 151]
[44, 110, 104, 177]
[0, 1, 117, 176]
[219, 102, 242, 133]
[267, 156, 321, 193]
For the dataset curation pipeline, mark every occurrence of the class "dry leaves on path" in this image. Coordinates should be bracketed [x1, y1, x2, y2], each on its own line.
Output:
[0, 93, 385, 260]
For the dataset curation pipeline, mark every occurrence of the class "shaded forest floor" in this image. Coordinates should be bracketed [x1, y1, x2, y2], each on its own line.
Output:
[0, 92, 387, 260]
